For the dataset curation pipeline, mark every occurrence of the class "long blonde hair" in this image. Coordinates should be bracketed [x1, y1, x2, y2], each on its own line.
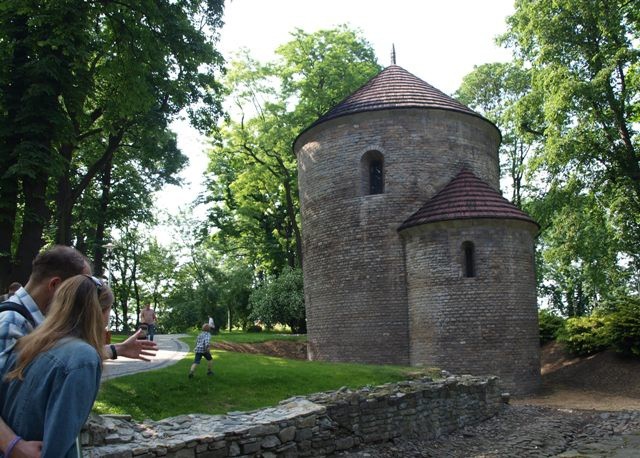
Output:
[6, 275, 113, 380]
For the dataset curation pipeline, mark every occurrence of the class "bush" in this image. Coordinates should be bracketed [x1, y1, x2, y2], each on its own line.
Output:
[246, 325, 263, 333]
[557, 314, 609, 356]
[538, 309, 565, 345]
[249, 267, 306, 334]
[607, 297, 640, 357]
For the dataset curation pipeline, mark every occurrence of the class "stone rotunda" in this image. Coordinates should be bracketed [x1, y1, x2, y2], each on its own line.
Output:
[294, 64, 541, 394]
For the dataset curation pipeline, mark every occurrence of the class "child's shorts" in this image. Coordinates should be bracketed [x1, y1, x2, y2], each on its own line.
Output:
[194, 351, 212, 364]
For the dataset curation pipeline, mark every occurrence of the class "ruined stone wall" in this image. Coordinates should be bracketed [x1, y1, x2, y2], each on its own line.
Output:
[82, 375, 503, 457]
[295, 109, 501, 365]
[402, 219, 541, 394]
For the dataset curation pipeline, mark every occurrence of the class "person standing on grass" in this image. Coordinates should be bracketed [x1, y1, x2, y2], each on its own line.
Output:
[0, 275, 113, 457]
[189, 323, 213, 379]
[139, 303, 157, 341]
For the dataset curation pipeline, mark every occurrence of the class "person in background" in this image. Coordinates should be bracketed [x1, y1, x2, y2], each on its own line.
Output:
[188, 323, 214, 379]
[0, 275, 113, 457]
[0, 283, 21, 302]
[0, 245, 158, 457]
[139, 303, 157, 341]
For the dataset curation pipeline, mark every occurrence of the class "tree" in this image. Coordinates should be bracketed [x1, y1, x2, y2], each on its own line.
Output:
[249, 267, 306, 333]
[204, 26, 381, 276]
[138, 239, 179, 313]
[0, 0, 225, 288]
[498, 0, 640, 313]
[455, 62, 542, 206]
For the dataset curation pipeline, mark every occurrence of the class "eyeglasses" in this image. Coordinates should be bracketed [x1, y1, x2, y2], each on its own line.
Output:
[84, 275, 104, 295]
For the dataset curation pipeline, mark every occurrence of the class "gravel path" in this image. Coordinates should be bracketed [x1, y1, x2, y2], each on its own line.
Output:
[336, 405, 640, 457]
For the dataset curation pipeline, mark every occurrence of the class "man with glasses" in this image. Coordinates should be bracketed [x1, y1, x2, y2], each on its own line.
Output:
[0, 245, 158, 457]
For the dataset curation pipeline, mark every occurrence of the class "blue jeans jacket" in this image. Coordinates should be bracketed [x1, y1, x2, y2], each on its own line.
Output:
[0, 337, 102, 457]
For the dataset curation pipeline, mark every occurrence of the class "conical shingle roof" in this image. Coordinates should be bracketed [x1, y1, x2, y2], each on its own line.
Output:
[308, 65, 485, 129]
[399, 169, 539, 230]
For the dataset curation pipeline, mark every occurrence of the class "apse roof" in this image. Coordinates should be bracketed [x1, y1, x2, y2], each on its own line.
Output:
[306, 65, 488, 130]
[398, 169, 539, 230]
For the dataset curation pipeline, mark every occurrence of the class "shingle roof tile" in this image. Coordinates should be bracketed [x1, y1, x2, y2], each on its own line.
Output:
[399, 169, 539, 230]
[309, 65, 484, 129]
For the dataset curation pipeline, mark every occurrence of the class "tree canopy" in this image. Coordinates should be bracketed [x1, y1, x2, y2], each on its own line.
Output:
[0, 0, 226, 288]
[469, 0, 640, 315]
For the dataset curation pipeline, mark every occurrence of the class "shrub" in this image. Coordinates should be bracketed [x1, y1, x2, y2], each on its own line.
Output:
[246, 325, 263, 333]
[557, 314, 609, 356]
[607, 297, 640, 357]
[538, 309, 565, 345]
[249, 267, 306, 334]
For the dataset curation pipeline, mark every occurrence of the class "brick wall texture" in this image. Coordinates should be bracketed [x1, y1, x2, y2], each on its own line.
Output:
[295, 107, 541, 394]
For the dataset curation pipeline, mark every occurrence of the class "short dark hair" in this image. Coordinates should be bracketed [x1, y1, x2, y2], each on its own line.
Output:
[30, 245, 89, 283]
[7, 282, 21, 292]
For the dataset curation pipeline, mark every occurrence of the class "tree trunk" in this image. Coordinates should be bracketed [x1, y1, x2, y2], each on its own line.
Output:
[93, 156, 113, 277]
[283, 178, 303, 268]
[0, 175, 19, 290]
[13, 173, 50, 284]
[54, 143, 75, 245]
[0, 14, 28, 289]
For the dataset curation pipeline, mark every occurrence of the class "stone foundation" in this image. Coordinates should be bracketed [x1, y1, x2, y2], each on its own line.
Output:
[82, 375, 503, 457]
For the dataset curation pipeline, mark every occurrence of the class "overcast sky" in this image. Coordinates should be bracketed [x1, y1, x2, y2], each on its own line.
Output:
[156, 0, 516, 218]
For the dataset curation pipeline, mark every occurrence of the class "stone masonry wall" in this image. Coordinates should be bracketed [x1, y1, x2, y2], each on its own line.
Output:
[81, 375, 503, 457]
[402, 219, 541, 395]
[296, 108, 501, 366]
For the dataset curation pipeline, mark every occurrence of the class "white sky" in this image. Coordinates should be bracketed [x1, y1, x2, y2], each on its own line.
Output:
[156, 0, 516, 218]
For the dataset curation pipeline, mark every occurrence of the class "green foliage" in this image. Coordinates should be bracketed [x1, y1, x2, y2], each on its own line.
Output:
[204, 26, 381, 277]
[538, 308, 565, 344]
[526, 179, 627, 316]
[249, 267, 306, 334]
[455, 62, 541, 207]
[557, 314, 609, 356]
[487, 0, 640, 314]
[0, 0, 226, 286]
[606, 297, 640, 357]
[94, 337, 433, 420]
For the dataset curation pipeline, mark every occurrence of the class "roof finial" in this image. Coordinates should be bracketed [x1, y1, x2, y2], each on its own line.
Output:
[391, 44, 396, 65]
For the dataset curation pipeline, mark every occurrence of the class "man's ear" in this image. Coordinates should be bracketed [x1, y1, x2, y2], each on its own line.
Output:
[48, 276, 63, 292]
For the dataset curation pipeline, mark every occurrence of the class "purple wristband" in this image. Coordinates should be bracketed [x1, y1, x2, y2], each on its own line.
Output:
[5, 435, 21, 458]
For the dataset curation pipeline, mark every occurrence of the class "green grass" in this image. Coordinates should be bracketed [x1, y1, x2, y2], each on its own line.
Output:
[94, 335, 437, 420]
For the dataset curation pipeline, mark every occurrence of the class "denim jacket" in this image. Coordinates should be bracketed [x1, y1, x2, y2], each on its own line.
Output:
[0, 337, 102, 458]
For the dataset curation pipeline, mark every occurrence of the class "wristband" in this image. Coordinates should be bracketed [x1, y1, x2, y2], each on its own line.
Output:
[110, 344, 118, 360]
[5, 435, 21, 458]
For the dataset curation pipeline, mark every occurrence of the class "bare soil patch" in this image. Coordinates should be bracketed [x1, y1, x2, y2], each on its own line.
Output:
[512, 341, 640, 410]
[212, 340, 308, 360]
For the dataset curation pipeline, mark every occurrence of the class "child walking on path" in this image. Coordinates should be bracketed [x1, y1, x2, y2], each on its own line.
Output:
[189, 323, 213, 378]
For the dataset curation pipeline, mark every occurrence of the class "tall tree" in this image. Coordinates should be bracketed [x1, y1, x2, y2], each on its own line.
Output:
[0, 0, 225, 288]
[455, 62, 543, 207]
[205, 26, 381, 275]
[500, 0, 640, 312]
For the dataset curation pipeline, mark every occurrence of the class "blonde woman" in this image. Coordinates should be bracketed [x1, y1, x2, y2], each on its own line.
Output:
[0, 275, 112, 458]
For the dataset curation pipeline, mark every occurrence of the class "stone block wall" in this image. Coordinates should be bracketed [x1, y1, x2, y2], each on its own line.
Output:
[296, 109, 501, 366]
[402, 219, 541, 394]
[81, 375, 503, 457]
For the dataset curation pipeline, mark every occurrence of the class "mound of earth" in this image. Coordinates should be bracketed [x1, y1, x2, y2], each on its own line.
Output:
[213, 338, 640, 410]
[513, 341, 640, 410]
[212, 340, 308, 360]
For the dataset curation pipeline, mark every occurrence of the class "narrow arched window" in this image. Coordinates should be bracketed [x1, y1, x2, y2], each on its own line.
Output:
[369, 160, 383, 194]
[462, 241, 475, 278]
[360, 150, 384, 195]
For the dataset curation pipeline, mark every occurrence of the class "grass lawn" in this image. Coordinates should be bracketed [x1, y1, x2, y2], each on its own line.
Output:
[95, 334, 436, 420]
